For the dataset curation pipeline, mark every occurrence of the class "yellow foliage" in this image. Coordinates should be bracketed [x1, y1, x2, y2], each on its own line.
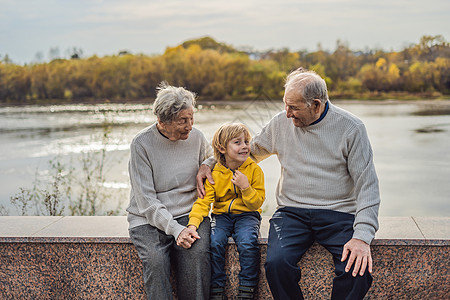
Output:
[1, 35, 449, 103]
[375, 58, 387, 70]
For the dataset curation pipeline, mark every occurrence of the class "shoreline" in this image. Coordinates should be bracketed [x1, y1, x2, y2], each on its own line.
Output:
[1, 97, 450, 108]
[1, 90, 450, 108]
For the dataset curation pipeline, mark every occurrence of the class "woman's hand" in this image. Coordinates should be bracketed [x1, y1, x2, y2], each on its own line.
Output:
[231, 170, 250, 190]
[176, 225, 200, 249]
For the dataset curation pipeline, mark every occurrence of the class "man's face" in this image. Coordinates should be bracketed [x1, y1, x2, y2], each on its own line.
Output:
[283, 88, 320, 127]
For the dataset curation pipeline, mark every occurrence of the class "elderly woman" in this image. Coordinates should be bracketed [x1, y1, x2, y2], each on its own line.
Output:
[127, 82, 212, 300]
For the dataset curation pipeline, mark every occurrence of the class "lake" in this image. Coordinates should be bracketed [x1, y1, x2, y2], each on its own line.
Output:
[0, 99, 449, 217]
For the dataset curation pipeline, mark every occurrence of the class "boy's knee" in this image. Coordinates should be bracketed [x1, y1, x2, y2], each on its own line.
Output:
[236, 239, 259, 254]
[235, 230, 259, 244]
[210, 240, 228, 253]
[211, 232, 229, 248]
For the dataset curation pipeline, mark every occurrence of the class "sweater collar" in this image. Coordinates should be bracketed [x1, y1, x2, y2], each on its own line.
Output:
[156, 124, 170, 139]
[309, 101, 329, 126]
[152, 122, 192, 143]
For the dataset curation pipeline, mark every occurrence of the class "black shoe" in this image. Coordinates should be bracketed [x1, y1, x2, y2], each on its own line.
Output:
[237, 285, 256, 299]
[210, 286, 227, 300]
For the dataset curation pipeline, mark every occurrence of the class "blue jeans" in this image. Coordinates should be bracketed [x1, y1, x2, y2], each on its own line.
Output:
[210, 212, 261, 287]
[129, 216, 211, 300]
[265, 207, 373, 300]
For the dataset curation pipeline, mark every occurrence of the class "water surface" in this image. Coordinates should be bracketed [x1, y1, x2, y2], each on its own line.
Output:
[1, 100, 449, 216]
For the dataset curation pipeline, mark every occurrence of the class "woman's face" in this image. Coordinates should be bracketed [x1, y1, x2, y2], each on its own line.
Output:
[158, 107, 194, 141]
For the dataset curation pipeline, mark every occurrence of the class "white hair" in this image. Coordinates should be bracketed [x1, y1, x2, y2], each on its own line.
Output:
[285, 68, 329, 105]
[153, 82, 196, 123]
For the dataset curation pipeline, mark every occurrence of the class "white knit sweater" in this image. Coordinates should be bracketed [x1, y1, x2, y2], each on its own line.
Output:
[127, 124, 213, 239]
[250, 102, 380, 244]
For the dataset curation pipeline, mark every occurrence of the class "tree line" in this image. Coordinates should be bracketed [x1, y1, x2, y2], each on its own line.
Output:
[0, 35, 449, 104]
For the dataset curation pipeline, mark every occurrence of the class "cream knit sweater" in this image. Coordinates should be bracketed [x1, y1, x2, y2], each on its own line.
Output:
[250, 102, 380, 244]
[127, 124, 213, 239]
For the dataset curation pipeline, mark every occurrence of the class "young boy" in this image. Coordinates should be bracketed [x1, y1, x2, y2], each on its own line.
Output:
[188, 123, 265, 300]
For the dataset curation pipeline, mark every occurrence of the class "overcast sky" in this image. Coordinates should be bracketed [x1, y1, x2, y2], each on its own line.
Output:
[1, 0, 449, 65]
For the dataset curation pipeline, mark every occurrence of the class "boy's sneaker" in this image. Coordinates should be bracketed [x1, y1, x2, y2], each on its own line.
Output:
[210, 286, 227, 300]
[237, 285, 256, 299]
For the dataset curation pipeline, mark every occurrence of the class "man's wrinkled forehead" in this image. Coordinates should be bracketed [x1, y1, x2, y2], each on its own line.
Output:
[283, 85, 305, 103]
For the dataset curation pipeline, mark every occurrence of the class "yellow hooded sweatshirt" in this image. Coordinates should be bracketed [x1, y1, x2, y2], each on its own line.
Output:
[188, 157, 265, 229]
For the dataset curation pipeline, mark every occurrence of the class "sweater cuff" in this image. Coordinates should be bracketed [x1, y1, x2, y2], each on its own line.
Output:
[202, 157, 216, 169]
[352, 223, 376, 245]
[169, 222, 186, 240]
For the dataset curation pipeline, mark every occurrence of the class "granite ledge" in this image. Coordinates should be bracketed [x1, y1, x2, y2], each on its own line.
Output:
[0, 216, 448, 246]
[0, 236, 132, 244]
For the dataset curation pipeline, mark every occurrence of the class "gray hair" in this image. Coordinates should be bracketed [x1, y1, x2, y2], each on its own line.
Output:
[284, 68, 329, 105]
[153, 82, 196, 123]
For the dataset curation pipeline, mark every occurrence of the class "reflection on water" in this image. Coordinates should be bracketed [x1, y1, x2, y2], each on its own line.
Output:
[1, 100, 449, 216]
[414, 124, 447, 133]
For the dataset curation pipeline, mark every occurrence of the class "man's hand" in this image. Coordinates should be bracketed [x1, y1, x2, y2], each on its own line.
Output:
[196, 164, 214, 198]
[341, 238, 372, 277]
[176, 226, 200, 249]
[231, 170, 250, 190]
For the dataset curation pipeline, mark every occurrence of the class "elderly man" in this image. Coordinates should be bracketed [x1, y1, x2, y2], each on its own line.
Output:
[197, 68, 380, 299]
[128, 82, 212, 300]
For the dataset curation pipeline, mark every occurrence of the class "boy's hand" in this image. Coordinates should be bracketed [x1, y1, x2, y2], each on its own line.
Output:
[231, 170, 250, 190]
[176, 226, 200, 249]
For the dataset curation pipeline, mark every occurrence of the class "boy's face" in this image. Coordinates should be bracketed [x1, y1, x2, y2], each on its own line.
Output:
[220, 132, 250, 169]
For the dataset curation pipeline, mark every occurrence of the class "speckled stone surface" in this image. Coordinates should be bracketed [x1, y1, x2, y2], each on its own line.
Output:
[0, 242, 145, 299]
[0, 216, 449, 299]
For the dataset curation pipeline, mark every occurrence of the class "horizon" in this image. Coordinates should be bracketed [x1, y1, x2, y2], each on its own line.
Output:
[3, 34, 448, 66]
[1, 0, 449, 65]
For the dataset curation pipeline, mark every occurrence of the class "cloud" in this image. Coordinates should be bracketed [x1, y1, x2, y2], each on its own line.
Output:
[1, 0, 449, 64]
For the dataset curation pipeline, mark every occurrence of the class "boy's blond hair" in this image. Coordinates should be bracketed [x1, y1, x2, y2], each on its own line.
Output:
[212, 123, 251, 166]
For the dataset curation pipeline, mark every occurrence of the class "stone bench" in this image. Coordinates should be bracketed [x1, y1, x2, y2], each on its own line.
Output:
[0, 216, 449, 299]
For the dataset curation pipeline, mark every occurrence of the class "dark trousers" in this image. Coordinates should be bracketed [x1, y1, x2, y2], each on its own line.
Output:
[129, 216, 211, 300]
[264, 207, 372, 300]
[210, 212, 261, 287]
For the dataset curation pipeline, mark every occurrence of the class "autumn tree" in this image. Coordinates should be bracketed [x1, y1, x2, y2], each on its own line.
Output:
[0, 35, 449, 103]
